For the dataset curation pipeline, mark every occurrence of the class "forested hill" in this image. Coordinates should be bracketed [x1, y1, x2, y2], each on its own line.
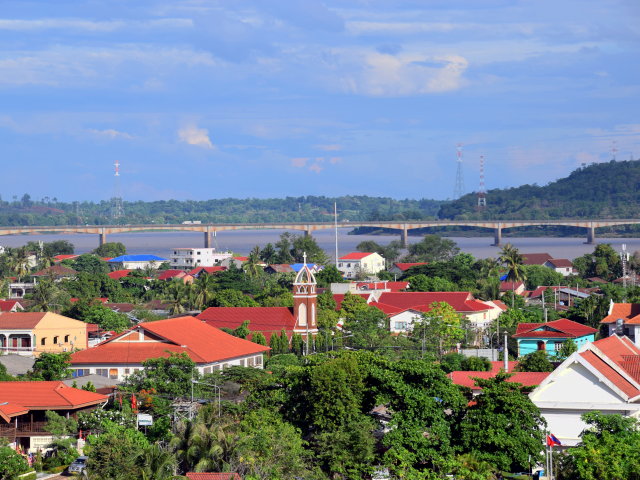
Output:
[0, 195, 442, 226]
[438, 159, 640, 220]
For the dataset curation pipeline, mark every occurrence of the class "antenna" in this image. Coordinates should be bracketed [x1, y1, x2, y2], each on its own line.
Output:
[477, 154, 487, 210]
[621, 244, 629, 291]
[453, 143, 465, 199]
[611, 140, 618, 161]
[111, 160, 124, 219]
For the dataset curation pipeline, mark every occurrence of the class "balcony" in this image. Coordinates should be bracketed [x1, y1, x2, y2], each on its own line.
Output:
[0, 346, 35, 356]
[0, 421, 50, 437]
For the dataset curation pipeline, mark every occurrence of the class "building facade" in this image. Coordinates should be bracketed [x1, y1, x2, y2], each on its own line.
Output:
[338, 252, 386, 279]
[170, 248, 233, 269]
[513, 318, 597, 358]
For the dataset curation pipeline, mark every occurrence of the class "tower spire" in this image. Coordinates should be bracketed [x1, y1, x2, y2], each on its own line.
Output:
[453, 143, 465, 199]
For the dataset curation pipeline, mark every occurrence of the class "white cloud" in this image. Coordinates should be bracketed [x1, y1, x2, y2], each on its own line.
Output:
[87, 128, 133, 140]
[308, 163, 323, 173]
[291, 157, 308, 167]
[315, 144, 342, 151]
[178, 124, 215, 149]
[0, 18, 192, 32]
[339, 51, 469, 97]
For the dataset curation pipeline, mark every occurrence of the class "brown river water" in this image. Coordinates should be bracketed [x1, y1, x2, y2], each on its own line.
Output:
[1, 229, 638, 261]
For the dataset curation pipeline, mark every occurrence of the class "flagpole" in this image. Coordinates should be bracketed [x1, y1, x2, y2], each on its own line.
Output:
[550, 444, 554, 480]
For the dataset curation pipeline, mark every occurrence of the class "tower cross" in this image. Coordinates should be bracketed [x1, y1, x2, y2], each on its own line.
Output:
[303, 251, 307, 266]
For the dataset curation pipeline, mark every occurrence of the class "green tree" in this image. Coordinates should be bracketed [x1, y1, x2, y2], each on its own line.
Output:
[516, 350, 555, 372]
[137, 444, 178, 480]
[211, 288, 258, 307]
[259, 242, 278, 264]
[315, 264, 344, 287]
[499, 243, 527, 307]
[413, 302, 465, 359]
[566, 412, 640, 480]
[124, 353, 198, 397]
[69, 303, 130, 333]
[291, 234, 329, 265]
[243, 245, 263, 278]
[555, 338, 577, 361]
[459, 372, 546, 472]
[290, 333, 305, 356]
[31, 277, 70, 312]
[523, 264, 565, 290]
[85, 421, 150, 480]
[405, 235, 460, 262]
[72, 254, 109, 274]
[252, 331, 267, 346]
[29, 352, 72, 380]
[93, 242, 127, 258]
[406, 274, 457, 292]
[0, 447, 29, 480]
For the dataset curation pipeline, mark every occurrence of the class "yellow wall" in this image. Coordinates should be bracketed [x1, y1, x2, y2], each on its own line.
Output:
[33, 312, 88, 354]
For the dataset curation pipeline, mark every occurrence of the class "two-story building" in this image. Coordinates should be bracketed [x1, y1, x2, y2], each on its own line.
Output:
[170, 248, 233, 270]
[338, 252, 386, 279]
[600, 302, 640, 346]
[513, 318, 597, 358]
[0, 381, 107, 453]
[0, 312, 88, 356]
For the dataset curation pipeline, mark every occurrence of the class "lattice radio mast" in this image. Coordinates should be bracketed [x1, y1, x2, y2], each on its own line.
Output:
[477, 155, 487, 210]
[111, 160, 124, 219]
[453, 143, 465, 199]
[611, 140, 618, 161]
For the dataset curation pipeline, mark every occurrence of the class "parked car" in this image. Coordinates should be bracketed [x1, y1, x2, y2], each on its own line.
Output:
[68, 456, 88, 475]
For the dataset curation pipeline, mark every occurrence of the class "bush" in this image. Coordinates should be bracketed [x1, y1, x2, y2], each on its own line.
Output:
[440, 352, 465, 373]
[461, 356, 492, 371]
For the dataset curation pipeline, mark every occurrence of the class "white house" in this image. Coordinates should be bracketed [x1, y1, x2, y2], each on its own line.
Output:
[543, 258, 576, 276]
[170, 248, 233, 269]
[338, 252, 386, 279]
[70, 316, 270, 380]
[529, 335, 640, 446]
[108, 254, 168, 270]
[600, 301, 640, 346]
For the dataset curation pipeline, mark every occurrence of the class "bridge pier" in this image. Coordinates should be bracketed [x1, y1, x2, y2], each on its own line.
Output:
[99, 228, 107, 246]
[492, 225, 502, 246]
[585, 225, 596, 245]
[304, 227, 311, 237]
[204, 230, 211, 248]
[400, 226, 409, 248]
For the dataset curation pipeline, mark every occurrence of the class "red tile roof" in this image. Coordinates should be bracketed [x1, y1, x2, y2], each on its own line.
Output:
[0, 382, 107, 422]
[0, 300, 22, 312]
[188, 266, 227, 276]
[580, 349, 640, 398]
[33, 265, 77, 277]
[198, 308, 296, 341]
[157, 269, 187, 280]
[233, 256, 248, 262]
[392, 262, 428, 271]
[339, 252, 374, 260]
[500, 281, 525, 292]
[449, 371, 550, 390]
[513, 319, 597, 338]
[186, 474, 241, 480]
[375, 292, 491, 313]
[521, 253, 553, 265]
[546, 258, 574, 268]
[71, 316, 269, 366]
[107, 269, 132, 280]
[53, 254, 79, 262]
[264, 264, 294, 273]
[601, 303, 640, 325]
[528, 285, 565, 299]
[0, 312, 47, 329]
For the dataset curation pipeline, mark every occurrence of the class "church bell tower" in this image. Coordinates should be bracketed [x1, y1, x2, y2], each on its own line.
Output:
[293, 253, 318, 334]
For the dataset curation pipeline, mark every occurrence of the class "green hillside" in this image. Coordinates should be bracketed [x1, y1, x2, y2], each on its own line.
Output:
[438, 159, 640, 220]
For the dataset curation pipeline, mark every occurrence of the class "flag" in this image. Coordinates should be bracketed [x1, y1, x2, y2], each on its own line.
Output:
[546, 433, 562, 446]
[131, 394, 138, 413]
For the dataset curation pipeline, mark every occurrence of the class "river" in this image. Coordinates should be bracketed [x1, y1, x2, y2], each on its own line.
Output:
[0, 229, 638, 260]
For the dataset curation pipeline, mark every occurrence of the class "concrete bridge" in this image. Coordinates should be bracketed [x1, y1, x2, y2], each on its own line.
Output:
[0, 219, 638, 248]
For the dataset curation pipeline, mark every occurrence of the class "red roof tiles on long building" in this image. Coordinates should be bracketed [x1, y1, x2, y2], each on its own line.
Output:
[513, 319, 597, 338]
[339, 252, 374, 260]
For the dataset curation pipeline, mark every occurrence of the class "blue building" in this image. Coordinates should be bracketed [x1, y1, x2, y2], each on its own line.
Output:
[513, 318, 597, 358]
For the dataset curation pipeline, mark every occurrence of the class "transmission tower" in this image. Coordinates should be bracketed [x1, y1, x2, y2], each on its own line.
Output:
[477, 155, 487, 210]
[453, 143, 465, 199]
[611, 140, 618, 161]
[111, 160, 124, 219]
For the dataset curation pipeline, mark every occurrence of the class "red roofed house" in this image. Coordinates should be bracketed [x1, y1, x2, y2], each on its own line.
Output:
[530, 335, 640, 446]
[186, 473, 241, 480]
[601, 302, 640, 346]
[543, 258, 576, 276]
[32, 264, 77, 280]
[499, 281, 525, 296]
[0, 382, 107, 452]
[338, 252, 386, 279]
[157, 269, 194, 284]
[197, 263, 319, 344]
[522, 253, 554, 266]
[0, 299, 24, 313]
[107, 269, 132, 280]
[449, 368, 550, 396]
[0, 312, 88, 356]
[514, 318, 597, 357]
[189, 266, 227, 277]
[70, 316, 269, 380]
[344, 291, 503, 344]
[388, 262, 428, 275]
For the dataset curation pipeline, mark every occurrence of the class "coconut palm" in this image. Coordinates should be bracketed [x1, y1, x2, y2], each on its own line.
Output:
[137, 444, 179, 480]
[32, 277, 68, 312]
[164, 282, 187, 315]
[499, 243, 526, 307]
[192, 273, 216, 310]
[8, 247, 32, 281]
[243, 246, 263, 278]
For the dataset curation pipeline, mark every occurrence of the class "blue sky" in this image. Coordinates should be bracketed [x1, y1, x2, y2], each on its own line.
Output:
[1, 0, 639, 202]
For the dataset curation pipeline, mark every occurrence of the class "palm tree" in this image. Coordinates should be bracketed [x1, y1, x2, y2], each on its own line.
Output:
[32, 277, 68, 312]
[9, 247, 31, 282]
[164, 282, 187, 315]
[137, 444, 179, 480]
[243, 246, 263, 278]
[192, 273, 216, 310]
[499, 243, 526, 307]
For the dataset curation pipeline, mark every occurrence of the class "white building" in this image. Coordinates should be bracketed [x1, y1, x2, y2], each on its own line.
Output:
[70, 316, 269, 381]
[529, 335, 640, 446]
[108, 254, 168, 270]
[170, 248, 233, 269]
[338, 252, 386, 279]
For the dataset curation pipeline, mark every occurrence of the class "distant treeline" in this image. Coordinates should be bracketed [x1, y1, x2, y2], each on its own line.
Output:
[0, 194, 443, 226]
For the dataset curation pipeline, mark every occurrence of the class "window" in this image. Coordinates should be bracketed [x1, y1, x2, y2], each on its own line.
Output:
[239, 359, 245, 367]
[109, 368, 118, 379]
[255, 355, 262, 366]
[124, 368, 130, 375]
[64, 335, 69, 343]
[247, 357, 255, 367]
[41, 337, 46, 346]
[213, 365, 221, 371]
[395, 322, 408, 330]
[96, 369, 108, 377]
[53, 336, 59, 344]
[72, 369, 89, 378]
[204, 367, 211, 374]
[554, 342, 563, 351]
